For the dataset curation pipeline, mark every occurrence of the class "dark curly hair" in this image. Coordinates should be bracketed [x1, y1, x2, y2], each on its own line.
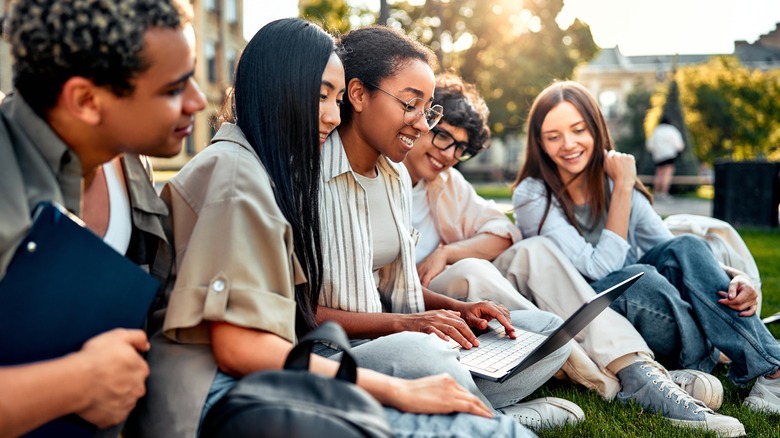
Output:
[434, 72, 491, 155]
[4, 0, 193, 117]
[336, 25, 437, 127]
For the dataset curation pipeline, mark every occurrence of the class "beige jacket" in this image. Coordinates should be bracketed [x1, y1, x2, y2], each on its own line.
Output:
[134, 124, 304, 437]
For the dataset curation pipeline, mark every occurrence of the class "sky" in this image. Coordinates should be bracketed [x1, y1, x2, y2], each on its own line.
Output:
[244, 0, 780, 56]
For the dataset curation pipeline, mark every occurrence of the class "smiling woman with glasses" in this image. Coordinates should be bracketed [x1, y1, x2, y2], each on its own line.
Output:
[319, 28, 575, 435]
[369, 83, 444, 129]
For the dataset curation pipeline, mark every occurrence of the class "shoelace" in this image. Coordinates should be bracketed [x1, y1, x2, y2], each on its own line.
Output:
[641, 364, 710, 415]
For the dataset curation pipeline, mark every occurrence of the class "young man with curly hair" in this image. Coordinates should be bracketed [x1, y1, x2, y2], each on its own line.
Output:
[0, 1, 206, 436]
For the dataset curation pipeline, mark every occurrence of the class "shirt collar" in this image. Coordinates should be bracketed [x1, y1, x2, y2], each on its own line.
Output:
[5, 92, 81, 178]
[211, 123, 263, 162]
[322, 129, 401, 183]
[3, 92, 82, 213]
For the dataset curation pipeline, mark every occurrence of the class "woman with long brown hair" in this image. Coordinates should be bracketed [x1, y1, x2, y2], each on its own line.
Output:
[513, 80, 780, 435]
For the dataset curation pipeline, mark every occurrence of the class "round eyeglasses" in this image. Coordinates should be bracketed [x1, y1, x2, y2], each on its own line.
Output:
[431, 127, 478, 162]
[369, 83, 444, 129]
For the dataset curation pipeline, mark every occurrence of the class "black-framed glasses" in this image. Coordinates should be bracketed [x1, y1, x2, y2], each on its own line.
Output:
[369, 83, 444, 129]
[431, 127, 478, 162]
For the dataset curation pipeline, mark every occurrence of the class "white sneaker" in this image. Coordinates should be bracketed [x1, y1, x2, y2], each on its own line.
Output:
[669, 369, 724, 410]
[744, 376, 780, 415]
[499, 397, 584, 430]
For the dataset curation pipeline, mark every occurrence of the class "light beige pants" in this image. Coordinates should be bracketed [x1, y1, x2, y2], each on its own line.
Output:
[429, 236, 654, 400]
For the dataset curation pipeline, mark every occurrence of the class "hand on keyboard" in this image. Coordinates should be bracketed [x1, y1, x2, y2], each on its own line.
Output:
[402, 309, 479, 349]
[453, 300, 516, 341]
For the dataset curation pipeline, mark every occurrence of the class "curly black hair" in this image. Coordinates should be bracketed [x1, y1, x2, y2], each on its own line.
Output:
[434, 72, 491, 154]
[4, 0, 192, 117]
[336, 25, 437, 127]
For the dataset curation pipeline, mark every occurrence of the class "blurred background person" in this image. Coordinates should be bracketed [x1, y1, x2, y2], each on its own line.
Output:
[646, 115, 684, 199]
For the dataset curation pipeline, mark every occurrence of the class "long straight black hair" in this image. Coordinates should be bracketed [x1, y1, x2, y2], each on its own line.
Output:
[227, 18, 334, 337]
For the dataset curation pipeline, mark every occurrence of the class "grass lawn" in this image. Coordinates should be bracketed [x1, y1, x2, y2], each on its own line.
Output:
[526, 227, 780, 437]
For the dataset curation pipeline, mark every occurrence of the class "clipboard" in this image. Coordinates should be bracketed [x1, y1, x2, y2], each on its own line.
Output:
[0, 201, 160, 437]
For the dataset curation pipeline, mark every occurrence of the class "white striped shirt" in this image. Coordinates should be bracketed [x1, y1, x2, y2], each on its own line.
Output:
[319, 130, 424, 314]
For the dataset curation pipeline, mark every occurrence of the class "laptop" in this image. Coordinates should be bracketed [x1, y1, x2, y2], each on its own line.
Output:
[456, 272, 643, 383]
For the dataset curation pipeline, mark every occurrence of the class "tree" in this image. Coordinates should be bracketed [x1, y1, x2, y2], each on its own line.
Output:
[649, 56, 780, 164]
[382, 0, 598, 137]
[646, 77, 699, 176]
[300, 0, 352, 35]
[616, 79, 653, 175]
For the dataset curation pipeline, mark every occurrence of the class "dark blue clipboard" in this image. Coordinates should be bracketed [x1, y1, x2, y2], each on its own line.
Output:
[0, 201, 160, 437]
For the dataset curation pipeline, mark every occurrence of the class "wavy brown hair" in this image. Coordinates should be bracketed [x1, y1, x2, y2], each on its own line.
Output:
[512, 81, 652, 235]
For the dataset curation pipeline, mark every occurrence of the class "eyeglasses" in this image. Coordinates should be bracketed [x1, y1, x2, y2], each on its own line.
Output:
[369, 83, 444, 129]
[430, 127, 479, 162]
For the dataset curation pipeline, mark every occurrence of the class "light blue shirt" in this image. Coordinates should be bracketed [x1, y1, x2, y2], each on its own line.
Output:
[512, 177, 673, 281]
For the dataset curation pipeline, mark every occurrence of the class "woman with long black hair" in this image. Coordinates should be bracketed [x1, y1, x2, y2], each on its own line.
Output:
[134, 18, 530, 437]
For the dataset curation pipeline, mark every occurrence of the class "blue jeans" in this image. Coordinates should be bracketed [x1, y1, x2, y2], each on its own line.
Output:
[593, 235, 780, 385]
[200, 325, 549, 437]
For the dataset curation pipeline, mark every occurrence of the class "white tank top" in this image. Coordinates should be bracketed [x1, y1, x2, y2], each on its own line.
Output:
[101, 160, 132, 255]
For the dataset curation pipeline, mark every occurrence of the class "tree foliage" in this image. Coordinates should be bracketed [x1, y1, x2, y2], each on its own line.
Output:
[299, 0, 598, 138]
[300, 0, 352, 35]
[616, 79, 654, 174]
[385, 0, 598, 136]
[650, 56, 780, 164]
[643, 78, 699, 175]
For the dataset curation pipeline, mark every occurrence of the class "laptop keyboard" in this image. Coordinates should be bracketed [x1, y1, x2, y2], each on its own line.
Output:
[459, 327, 547, 373]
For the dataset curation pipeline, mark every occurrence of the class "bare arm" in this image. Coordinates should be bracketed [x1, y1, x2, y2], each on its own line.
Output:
[0, 329, 150, 437]
[417, 234, 512, 287]
[209, 322, 492, 418]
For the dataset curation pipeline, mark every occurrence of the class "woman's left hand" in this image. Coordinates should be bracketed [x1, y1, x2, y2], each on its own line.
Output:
[603, 149, 637, 188]
[717, 273, 759, 317]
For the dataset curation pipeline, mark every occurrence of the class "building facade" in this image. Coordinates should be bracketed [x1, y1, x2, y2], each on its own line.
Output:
[574, 23, 780, 141]
[152, 0, 246, 169]
[0, 0, 11, 94]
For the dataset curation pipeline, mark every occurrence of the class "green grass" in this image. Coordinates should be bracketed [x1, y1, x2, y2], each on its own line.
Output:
[474, 183, 513, 200]
[528, 228, 780, 437]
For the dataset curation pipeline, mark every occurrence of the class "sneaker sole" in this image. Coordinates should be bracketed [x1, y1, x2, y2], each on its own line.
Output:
[668, 419, 746, 437]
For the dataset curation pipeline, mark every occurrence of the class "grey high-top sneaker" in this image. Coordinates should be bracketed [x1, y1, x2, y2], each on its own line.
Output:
[617, 361, 745, 437]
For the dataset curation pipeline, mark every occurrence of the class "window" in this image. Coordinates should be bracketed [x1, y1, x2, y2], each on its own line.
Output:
[205, 40, 217, 83]
[226, 0, 238, 23]
[205, 0, 217, 12]
[226, 47, 238, 84]
[598, 90, 618, 120]
[185, 130, 196, 156]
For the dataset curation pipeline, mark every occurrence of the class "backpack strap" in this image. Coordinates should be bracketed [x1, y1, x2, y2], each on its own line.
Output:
[283, 321, 358, 383]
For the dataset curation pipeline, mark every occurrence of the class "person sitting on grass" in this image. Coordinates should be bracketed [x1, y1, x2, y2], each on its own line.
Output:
[132, 18, 533, 438]
[402, 72, 744, 436]
[316, 25, 582, 432]
[514, 80, 780, 433]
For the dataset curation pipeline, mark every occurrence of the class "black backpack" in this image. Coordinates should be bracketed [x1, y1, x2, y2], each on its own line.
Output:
[200, 321, 393, 438]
